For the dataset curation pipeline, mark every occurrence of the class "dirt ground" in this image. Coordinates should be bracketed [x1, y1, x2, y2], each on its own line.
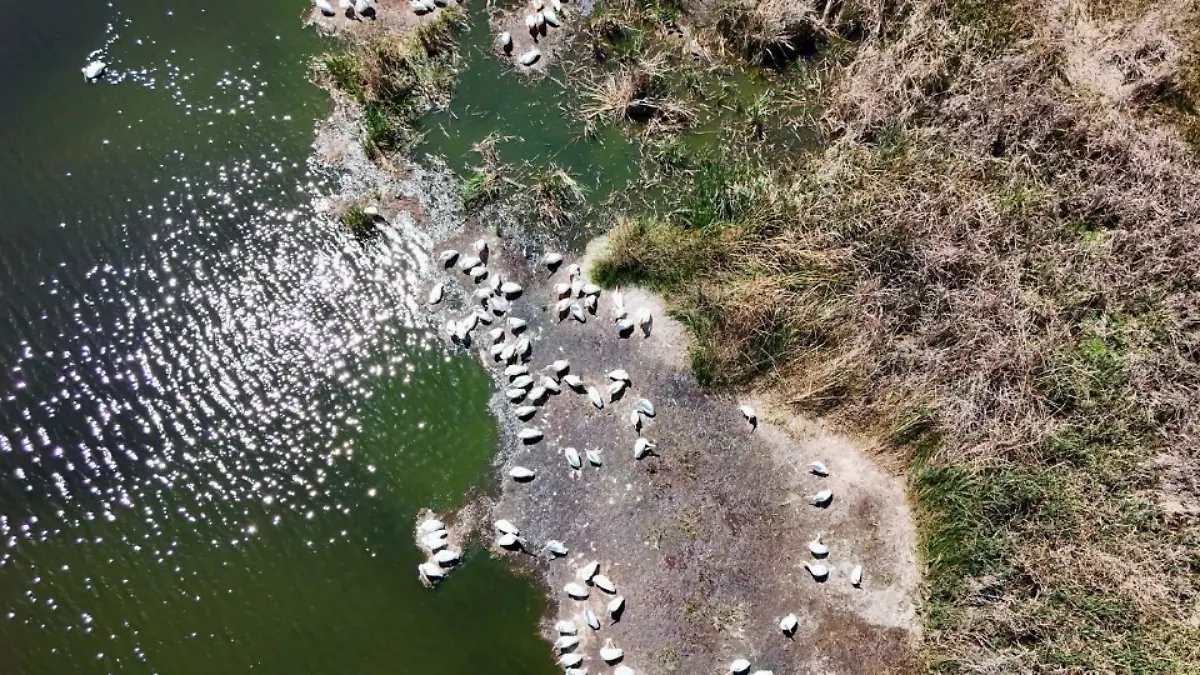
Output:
[423, 232, 922, 673]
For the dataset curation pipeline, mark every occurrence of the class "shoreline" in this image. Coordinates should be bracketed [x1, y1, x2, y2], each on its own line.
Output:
[304, 2, 921, 672]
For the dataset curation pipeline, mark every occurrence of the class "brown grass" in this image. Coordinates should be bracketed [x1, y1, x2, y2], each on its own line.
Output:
[596, 0, 1200, 670]
[579, 53, 700, 133]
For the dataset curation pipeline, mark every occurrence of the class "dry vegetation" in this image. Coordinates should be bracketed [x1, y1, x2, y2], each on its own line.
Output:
[318, 7, 467, 157]
[595, 0, 1200, 670]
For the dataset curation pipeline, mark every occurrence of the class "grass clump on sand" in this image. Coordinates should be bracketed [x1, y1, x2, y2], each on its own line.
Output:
[595, 0, 1200, 670]
[338, 204, 377, 239]
[319, 7, 467, 157]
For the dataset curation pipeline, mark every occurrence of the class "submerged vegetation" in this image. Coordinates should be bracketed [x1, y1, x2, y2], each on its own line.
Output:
[596, 0, 1200, 671]
[320, 7, 467, 156]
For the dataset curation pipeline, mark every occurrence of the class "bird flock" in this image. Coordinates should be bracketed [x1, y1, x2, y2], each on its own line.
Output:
[496, 0, 572, 68]
[423, 238, 865, 673]
[415, 516, 462, 584]
[315, 0, 378, 19]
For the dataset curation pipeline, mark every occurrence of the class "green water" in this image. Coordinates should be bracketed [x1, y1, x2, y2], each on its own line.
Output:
[0, 1, 557, 673]
[417, 5, 642, 203]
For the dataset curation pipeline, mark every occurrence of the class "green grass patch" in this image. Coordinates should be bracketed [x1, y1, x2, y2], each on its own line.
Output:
[338, 204, 377, 239]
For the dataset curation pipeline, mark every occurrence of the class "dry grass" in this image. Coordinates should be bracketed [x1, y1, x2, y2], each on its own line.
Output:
[596, 0, 1200, 670]
[579, 53, 700, 133]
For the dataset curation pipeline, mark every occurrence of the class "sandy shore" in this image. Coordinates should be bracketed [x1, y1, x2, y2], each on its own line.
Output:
[307, 5, 922, 672]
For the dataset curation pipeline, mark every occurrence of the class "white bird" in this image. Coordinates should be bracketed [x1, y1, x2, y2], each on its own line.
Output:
[555, 297, 573, 318]
[475, 287, 494, 303]
[489, 343, 507, 359]
[547, 540, 569, 556]
[564, 447, 582, 469]
[584, 294, 598, 312]
[593, 574, 616, 594]
[439, 250, 459, 266]
[634, 438, 656, 459]
[469, 266, 489, 282]
[508, 317, 527, 332]
[607, 369, 630, 382]
[544, 252, 564, 268]
[608, 380, 627, 399]
[636, 398, 655, 416]
[780, 613, 798, 634]
[730, 659, 752, 674]
[805, 562, 829, 580]
[489, 273, 502, 291]
[740, 405, 757, 427]
[510, 466, 536, 481]
[532, 0, 544, 9]
[474, 238, 489, 260]
[554, 635, 580, 652]
[500, 343, 517, 362]
[411, 0, 431, 14]
[551, 359, 570, 374]
[515, 405, 537, 419]
[750, 671, 775, 675]
[616, 318, 634, 334]
[524, 13, 538, 31]
[505, 389, 526, 402]
[570, 303, 586, 323]
[614, 667, 635, 675]
[584, 609, 600, 630]
[587, 387, 604, 409]
[607, 595, 625, 619]
[551, 0, 563, 9]
[559, 653, 583, 669]
[458, 255, 481, 271]
[495, 520, 519, 535]
[488, 296, 510, 314]
[851, 565, 863, 587]
[511, 375, 534, 389]
[577, 560, 599, 581]
[354, 0, 373, 14]
[637, 308, 652, 333]
[571, 277, 584, 297]
[434, 549, 460, 565]
[811, 461, 829, 476]
[519, 49, 541, 66]
[528, 386, 548, 404]
[808, 534, 829, 557]
[554, 283, 572, 298]
[586, 449, 602, 466]
[418, 519, 445, 534]
[316, 0, 336, 15]
[422, 531, 448, 551]
[581, 283, 601, 296]
[419, 561, 445, 580]
[612, 291, 627, 319]
[518, 428, 543, 442]
[498, 31, 513, 50]
[500, 282, 523, 297]
[629, 410, 642, 430]
[812, 489, 833, 507]
[489, 328, 505, 344]
[563, 374, 584, 390]
[505, 364, 529, 378]
[83, 60, 107, 80]
[539, 377, 560, 393]
[599, 639, 623, 663]
[497, 532, 520, 548]
[564, 582, 589, 599]
[568, 263, 581, 278]
[535, 10, 547, 26]
[555, 620, 577, 634]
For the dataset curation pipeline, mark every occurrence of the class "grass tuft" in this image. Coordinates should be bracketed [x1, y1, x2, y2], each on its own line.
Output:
[338, 204, 376, 240]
